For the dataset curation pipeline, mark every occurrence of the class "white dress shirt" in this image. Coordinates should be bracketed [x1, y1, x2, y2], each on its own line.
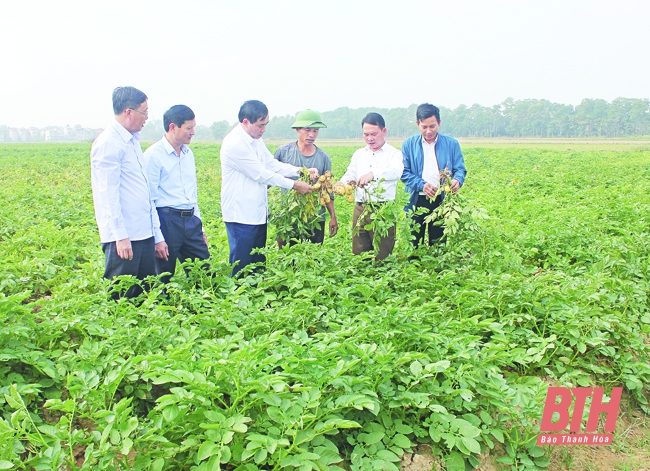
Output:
[339, 142, 404, 202]
[144, 136, 202, 220]
[220, 124, 300, 224]
[91, 120, 163, 243]
[419, 135, 440, 195]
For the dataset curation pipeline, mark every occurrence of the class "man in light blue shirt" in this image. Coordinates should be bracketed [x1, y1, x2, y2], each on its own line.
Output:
[144, 105, 209, 283]
[90, 86, 167, 298]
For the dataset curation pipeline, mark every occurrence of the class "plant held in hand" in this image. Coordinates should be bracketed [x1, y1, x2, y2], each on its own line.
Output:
[424, 167, 488, 241]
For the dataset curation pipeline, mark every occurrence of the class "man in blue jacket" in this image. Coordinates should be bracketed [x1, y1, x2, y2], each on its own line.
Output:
[401, 103, 467, 247]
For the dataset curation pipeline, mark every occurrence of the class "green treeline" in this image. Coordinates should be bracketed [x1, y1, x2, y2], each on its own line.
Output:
[204, 97, 650, 140]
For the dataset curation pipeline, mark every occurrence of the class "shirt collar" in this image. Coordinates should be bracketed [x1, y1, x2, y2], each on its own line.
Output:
[366, 142, 387, 153]
[236, 123, 255, 144]
[110, 119, 139, 143]
[422, 134, 438, 147]
[161, 135, 187, 156]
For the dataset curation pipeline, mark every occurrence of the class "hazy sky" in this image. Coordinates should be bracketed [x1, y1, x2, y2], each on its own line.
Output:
[1, 0, 648, 128]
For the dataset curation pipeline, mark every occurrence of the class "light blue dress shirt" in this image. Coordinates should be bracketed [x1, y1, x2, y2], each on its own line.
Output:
[144, 136, 202, 220]
[90, 120, 163, 244]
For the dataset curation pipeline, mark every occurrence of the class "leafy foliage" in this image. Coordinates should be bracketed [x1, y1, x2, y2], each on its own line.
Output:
[269, 169, 337, 244]
[423, 167, 489, 242]
[268, 177, 321, 244]
[0, 143, 648, 470]
[350, 181, 409, 257]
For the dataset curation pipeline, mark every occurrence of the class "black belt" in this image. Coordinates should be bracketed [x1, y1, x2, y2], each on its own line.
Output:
[158, 207, 194, 218]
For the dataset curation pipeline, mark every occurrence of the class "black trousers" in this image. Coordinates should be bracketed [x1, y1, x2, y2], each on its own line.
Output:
[411, 194, 444, 247]
[225, 222, 267, 277]
[102, 237, 156, 299]
[156, 208, 210, 283]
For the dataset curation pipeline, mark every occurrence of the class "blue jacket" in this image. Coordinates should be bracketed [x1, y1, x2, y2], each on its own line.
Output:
[401, 133, 467, 210]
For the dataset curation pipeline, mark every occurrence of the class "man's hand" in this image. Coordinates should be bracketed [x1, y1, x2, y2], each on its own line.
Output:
[307, 167, 319, 182]
[293, 180, 314, 195]
[423, 182, 438, 198]
[155, 241, 169, 261]
[357, 172, 374, 188]
[329, 217, 339, 237]
[116, 238, 133, 260]
[451, 179, 461, 193]
[299, 167, 320, 181]
[202, 231, 208, 246]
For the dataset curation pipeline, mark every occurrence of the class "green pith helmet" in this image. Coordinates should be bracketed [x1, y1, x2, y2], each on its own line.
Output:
[291, 109, 327, 128]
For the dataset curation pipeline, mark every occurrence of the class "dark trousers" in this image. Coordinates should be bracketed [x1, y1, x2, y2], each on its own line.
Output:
[156, 208, 210, 283]
[412, 194, 444, 247]
[225, 222, 267, 277]
[352, 203, 396, 261]
[102, 237, 156, 299]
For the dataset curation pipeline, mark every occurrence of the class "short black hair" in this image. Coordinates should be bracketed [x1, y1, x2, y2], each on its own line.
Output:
[361, 112, 385, 129]
[164, 105, 195, 132]
[416, 103, 440, 122]
[112, 86, 147, 115]
[238, 100, 268, 124]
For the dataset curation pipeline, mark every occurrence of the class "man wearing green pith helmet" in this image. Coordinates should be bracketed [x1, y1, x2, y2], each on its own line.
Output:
[274, 110, 338, 247]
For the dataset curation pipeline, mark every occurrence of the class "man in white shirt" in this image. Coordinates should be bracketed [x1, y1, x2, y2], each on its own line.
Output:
[90, 86, 168, 298]
[339, 113, 404, 260]
[220, 100, 315, 276]
[144, 105, 209, 283]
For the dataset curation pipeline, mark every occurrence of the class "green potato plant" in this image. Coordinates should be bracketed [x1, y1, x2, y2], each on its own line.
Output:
[0, 143, 649, 470]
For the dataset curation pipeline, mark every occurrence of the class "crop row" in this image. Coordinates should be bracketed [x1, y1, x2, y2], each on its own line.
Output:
[0, 143, 648, 470]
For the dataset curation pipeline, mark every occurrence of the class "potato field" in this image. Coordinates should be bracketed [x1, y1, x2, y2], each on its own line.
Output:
[0, 142, 649, 470]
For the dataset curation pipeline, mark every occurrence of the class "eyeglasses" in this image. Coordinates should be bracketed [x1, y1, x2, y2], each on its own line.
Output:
[128, 108, 149, 117]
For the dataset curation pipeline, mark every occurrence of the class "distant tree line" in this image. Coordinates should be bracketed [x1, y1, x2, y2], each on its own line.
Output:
[6, 97, 646, 143]
[202, 97, 650, 140]
[139, 121, 214, 142]
[132, 97, 650, 142]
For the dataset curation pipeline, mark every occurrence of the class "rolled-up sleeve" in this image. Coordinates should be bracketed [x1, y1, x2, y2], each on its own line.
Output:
[339, 151, 359, 184]
[226, 139, 296, 190]
[265, 150, 301, 180]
